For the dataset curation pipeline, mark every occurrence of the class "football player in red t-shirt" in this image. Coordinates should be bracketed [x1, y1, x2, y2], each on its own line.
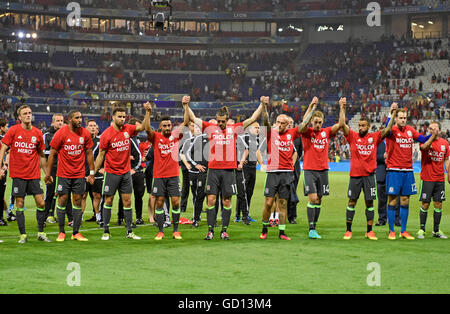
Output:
[259, 98, 316, 241]
[340, 100, 396, 240]
[146, 99, 189, 241]
[184, 95, 265, 240]
[417, 121, 449, 239]
[299, 97, 345, 239]
[45, 110, 95, 242]
[0, 105, 50, 243]
[94, 104, 151, 241]
[384, 103, 434, 240]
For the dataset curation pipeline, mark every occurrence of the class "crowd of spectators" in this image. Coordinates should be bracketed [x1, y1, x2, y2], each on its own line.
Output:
[261, 36, 449, 104]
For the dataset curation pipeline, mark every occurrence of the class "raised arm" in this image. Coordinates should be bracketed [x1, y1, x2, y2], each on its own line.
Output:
[419, 127, 438, 151]
[330, 97, 346, 136]
[136, 101, 152, 132]
[339, 98, 350, 136]
[298, 97, 318, 134]
[182, 95, 202, 129]
[380, 109, 397, 139]
[243, 96, 267, 129]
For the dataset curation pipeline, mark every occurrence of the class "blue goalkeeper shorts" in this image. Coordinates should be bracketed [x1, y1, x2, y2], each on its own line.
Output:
[386, 171, 417, 196]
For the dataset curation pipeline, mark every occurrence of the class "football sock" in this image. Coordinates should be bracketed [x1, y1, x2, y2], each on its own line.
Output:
[313, 204, 321, 229]
[366, 207, 374, 232]
[72, 205, 82, 235]
[419, 207, 428, 231]
[56, 205, 66, 233]
[155, 208, 165, 233]
[262, 221, 269, 234]
[36, 207, 46, 233]
[206, 205, 216, 232]
[278, 224, 286, 236]
[400, 205, 409, 233]
[387, 205, 396, 232]
[103, 204, 112, 233]
[16, 209, 26, 234]
[172, 207, 180, 232]
[123, 207, 133, 233]
[346, 206, 355, 232]
[433, 208, 442, 233]
[222, 206, 232, 232]
[307, 203, 315, 230]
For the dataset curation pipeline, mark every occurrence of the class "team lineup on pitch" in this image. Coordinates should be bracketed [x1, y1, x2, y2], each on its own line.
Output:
[0, 95, 448, 244]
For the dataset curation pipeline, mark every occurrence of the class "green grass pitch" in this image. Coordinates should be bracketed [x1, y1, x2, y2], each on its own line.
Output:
[0, 171, 449, 294]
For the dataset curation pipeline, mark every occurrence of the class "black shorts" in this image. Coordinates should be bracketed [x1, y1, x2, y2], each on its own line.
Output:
[303, 170, 329, 196]
[419, 180, 445, 203]
[347, 174, 377, 201]
[206, 169, 237, 197]
[103, 172, 133, 196]
[264, 171, 294, 200]
[86, 177, 103, 194]
[152, 177, 181, 197]
[12, 178, 44, 197]
[56, 177, 86, 195]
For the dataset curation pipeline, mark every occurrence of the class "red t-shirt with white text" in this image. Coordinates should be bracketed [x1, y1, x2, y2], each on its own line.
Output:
[100, 124, 138, 175]
[151, 130, 182, 178]
[266, 127, 301, 172]
[50, 125, 93, 178]
[420, 137, 450, 182]
[202, 121, 244, 169]
[1, 124, 45, 179]
[301, 127, 335, 171]
[346, 130, 382, 177]
[385, 125, 420, 170]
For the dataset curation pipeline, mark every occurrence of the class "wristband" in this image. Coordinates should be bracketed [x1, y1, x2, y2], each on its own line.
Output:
[90, 170, 95, 176]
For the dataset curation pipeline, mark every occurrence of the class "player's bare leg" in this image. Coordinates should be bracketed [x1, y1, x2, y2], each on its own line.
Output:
[148, 195, 156, 224]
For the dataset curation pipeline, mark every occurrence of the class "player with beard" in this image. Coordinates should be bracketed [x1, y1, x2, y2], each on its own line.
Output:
[95, 104, 151, 241]
[45, 110, 95, 242]
[184, 96, 265, 240]
[0, 105, 50, 243]
[384, 103, 433, 240]
[149, 96, 190, 240]
[340, 99, 396, 240]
